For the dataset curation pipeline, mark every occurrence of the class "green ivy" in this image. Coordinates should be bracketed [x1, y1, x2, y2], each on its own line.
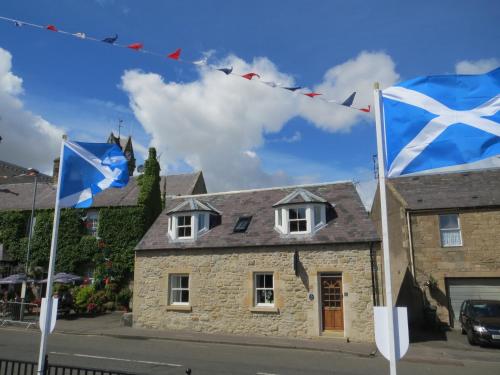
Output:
[137, 147, 162, 228]
[0, 211, 30, 264]
[97, 207, 146, 282]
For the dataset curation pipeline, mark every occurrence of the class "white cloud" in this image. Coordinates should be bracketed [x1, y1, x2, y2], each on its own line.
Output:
[268, 131, 302, 144]
[121, 51, 399, 191]
[300, 51, 400, 132]
[0, 47, 64, 174]
[455, 58, 500, 74]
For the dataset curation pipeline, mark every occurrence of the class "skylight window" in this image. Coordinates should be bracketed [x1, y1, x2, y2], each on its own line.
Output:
[234, 216, 252, 233]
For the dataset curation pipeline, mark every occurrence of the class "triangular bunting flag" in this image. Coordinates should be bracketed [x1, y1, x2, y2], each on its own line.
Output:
[217, 67, 233, 75]
[167, 48, 181, 60]
[128, 43, 144, 51]
[102, 34, 118, 44]
[242, 72, 260, 80]
[304, 92, 321, 98]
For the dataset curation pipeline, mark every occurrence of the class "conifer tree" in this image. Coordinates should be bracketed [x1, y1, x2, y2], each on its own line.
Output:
[137, 147, 162, 228]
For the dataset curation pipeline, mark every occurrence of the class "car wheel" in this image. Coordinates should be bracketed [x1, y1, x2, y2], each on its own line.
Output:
[467, 330, 477, 346]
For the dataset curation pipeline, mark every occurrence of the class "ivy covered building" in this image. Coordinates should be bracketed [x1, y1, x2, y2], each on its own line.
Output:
[0, 136, 207, 282]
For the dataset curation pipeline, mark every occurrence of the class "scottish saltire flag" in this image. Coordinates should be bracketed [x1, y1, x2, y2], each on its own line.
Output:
[382, 68, 500, 177]
[58, 141, 129, 208]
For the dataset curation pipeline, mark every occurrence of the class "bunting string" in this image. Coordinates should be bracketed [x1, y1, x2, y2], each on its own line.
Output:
[0, 15, 370, 113]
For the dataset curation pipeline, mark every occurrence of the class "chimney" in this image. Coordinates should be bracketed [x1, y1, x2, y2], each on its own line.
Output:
[52, 157, 60, 184]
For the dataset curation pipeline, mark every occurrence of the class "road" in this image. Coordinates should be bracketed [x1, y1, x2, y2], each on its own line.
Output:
[0, 328, 499, 375]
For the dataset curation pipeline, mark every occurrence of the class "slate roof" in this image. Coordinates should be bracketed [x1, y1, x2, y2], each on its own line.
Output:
[163, 171, 204, 196]
[136, 182, 379, 251]
[273, 188, 327, 207]
[167, 198, 221, 215]
[0, 160, 52, 185]
[389, 168, 500, 210]
[0, 172, 204, 211]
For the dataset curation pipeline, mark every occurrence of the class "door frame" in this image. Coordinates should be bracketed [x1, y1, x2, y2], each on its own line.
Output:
[318, 272, 344, 333]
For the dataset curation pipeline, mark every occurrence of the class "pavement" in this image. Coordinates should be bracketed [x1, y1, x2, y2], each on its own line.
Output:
[5, 312, 500, 366]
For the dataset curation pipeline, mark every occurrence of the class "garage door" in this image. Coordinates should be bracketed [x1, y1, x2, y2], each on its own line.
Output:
[447, 278, 500, 328]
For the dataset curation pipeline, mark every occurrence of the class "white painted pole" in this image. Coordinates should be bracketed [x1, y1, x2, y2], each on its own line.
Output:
[373, 83, 398, 375]
[37, 135, 66, 375]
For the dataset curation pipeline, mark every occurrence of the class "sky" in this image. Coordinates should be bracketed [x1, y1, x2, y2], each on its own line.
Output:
[0, 0, 499, 206]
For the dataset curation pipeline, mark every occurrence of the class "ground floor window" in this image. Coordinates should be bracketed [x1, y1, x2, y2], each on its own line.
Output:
[170, 274, 189, 305]
[255, 273, 274, 306]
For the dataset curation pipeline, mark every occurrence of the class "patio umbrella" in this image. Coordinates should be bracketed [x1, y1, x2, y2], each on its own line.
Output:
[40, 272, 83, 284]
[0, 273, 34, 285]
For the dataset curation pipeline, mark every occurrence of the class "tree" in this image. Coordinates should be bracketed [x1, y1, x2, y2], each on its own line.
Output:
[137, 147, 162, 228]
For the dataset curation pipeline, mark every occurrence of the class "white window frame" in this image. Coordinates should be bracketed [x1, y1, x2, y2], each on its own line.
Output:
[197, 213, 209, 234]
[313, 204, 326, 228]
[177, 215, 193, 239]
[254, 273, 274, 307]
[275, 204, 328, 235]
[86, 210, 99, 237]
[288, 207, 308, 234]
[169, 274, 190, 305]
[169, 212, 213, 241]
[439, 213, 463, 247]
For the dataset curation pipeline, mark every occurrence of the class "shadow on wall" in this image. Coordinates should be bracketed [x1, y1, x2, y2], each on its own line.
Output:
[396, 268, 448, 343]
[297, 258, 309, 291]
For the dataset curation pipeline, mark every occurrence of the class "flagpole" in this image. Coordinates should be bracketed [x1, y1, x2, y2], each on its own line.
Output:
[373, 83, 398, 375]
[37, 135, 66, 375]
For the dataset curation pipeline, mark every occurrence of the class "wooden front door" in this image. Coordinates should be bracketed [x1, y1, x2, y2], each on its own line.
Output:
[321, 274, 344, 331]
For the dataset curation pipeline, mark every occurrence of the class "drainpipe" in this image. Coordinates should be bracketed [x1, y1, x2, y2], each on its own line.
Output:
[369, 241, 379, 306]
[406, 211, 416, 278]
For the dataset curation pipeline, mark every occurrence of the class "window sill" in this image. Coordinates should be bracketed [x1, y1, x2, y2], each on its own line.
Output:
[166, 305, 192, 312]
[250, 306, 280, 314]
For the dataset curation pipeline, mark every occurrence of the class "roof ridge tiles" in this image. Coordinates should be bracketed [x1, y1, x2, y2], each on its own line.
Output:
[167, 180, 354, 200]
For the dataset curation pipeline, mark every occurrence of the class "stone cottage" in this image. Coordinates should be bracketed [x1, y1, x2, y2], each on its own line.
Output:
[134, 182, 380, 341]
[371, 169, 500, 328]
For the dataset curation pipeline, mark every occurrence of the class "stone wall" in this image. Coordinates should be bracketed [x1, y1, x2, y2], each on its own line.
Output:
[371, 183, 412, 304]
[133, 244, 375, 341]
[411, 209, 500, 324]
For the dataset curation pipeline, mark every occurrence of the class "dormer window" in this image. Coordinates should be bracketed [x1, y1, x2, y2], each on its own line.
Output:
[167, 198, 220, 242]
[273, 188, 331, 236]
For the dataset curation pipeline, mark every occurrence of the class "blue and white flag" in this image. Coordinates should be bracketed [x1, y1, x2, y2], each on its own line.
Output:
[58, 141, 129, 208]
[382, 68, 500, 177]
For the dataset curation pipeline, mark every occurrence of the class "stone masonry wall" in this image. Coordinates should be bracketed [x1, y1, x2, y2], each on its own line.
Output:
[411, 209, 500, 324]
[371, 184, 411, 305]
[133, 244, 375, 341]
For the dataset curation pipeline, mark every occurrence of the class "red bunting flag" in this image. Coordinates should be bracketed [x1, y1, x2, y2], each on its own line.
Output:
[241, 72, 260, 80]
[128, 43, 143, 51]
[46, 25, 58, 32]
[167, 48, 181, 60]
[360, 105, 371, 113]
[304, 92, 321, 98]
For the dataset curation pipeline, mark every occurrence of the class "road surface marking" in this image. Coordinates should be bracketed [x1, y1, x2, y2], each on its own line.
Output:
[256, 372, 280, 375]
[50, 351, 183, 367]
